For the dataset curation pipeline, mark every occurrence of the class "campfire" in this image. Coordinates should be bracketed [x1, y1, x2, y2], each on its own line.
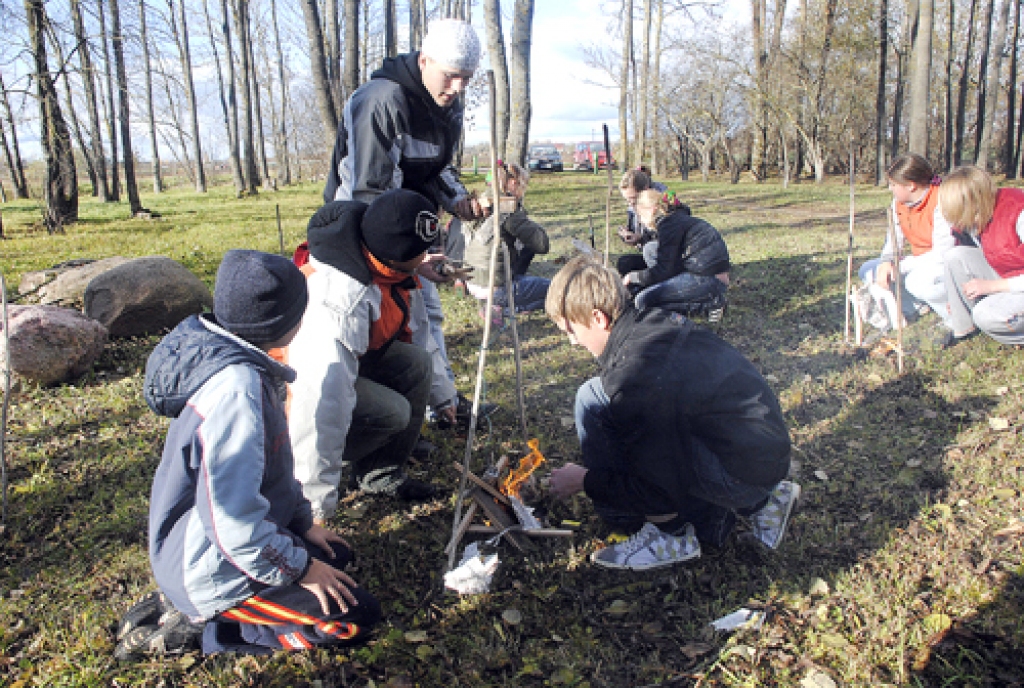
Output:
[500, 438, 545, 500]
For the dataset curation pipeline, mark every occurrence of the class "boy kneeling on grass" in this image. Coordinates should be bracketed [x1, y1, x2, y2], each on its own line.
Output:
[117, 249, 380, 659]
[546, 255, 800, 570]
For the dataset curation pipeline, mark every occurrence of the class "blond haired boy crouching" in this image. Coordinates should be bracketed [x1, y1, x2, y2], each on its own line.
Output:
[546, 256, 799, 570]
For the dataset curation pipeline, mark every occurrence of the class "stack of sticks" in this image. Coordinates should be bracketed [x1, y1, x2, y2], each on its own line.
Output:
[444, 457, 573, 557]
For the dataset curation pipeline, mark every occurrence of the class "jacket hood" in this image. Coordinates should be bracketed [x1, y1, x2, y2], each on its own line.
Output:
[144, 314, 294, 418]
[372, 52, 461, 119]
[307, 201, 372, 285]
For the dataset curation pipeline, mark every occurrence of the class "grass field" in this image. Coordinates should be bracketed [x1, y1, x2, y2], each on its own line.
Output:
[2, 172, 1023, 687]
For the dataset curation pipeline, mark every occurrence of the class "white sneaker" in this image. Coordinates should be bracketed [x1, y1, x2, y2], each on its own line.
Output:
[750, 480, 801, 549]
[590, 522, 701, 571]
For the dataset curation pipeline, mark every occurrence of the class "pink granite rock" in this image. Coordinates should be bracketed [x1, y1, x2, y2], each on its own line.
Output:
[0, 305, 108, 385]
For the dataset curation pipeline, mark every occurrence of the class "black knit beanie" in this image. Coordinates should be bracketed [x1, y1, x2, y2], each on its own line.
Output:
[214, 249, 308, 344]
[361, 189, 441, 263]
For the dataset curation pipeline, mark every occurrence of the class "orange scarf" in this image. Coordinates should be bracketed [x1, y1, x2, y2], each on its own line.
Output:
[362, 246, 419, 352]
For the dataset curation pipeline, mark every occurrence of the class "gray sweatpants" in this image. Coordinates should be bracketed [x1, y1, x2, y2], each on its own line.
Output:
[944, 246, 1024, 345]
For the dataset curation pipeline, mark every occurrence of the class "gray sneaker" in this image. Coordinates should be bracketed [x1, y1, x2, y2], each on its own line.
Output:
[590, 522, 701, 571]
[750, 480, 801, 549]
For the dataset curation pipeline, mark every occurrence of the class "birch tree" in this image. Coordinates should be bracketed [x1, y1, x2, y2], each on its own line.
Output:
[505, 0, 534, 166]
[483, 0, 510, 162]
[139, 0, 163, 193]
[71, 0, 110, 200]
[168, 0, 207, 191]
[109, 0, 144, 215]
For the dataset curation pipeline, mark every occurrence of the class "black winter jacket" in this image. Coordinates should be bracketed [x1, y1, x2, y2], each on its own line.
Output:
[633, 210, 731, 287]
[582, 307, 790, 514]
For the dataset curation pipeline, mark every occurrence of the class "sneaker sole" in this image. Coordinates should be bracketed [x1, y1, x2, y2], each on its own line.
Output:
[765, 481, 801, 550]
[589, 546, 701, 571]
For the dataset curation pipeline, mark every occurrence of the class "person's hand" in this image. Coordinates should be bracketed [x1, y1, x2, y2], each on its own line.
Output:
[618, 226, 640, 246]
[304, 524, 350, 555]
[299, 558, 360, 615]
[875, 261, 895, 288]
[549, 463, 588, 499]
[963, 278, 1003, 299]
[417, 253, 450, 283]
[453, 197, 489, 221]
[437, 402, 457, 425]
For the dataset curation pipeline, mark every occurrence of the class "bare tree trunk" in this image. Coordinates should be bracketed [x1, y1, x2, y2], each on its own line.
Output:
[97, 0, 120, 200]
[25, 0, 78, 230]
[875, 0, 889, 184]
[139, 0, 163, 193]
[977, 0, 1011, 168]
[233, 0, 259, 195]
[169, 0, 207, 192]
[651, 0, 663, 175]
[300, 0, 340, 145]
[409, 0, 424, 50]
[343, 0, 359, 97]
[635, 0, 652, 166]
[109, 0, 143, 214]
[325, 0, 342, 110]
[908, 0, 934, 154]
[750, 0, 766, 179]
[943, 0, 954, 171]
[48, 29, 98, 196]
[71, 0, 110, 200]
[955, 0, 978, 165]
[1004, 0, 1020, 176]
[247, 20, 271, 188]
[214, 0, 245, 193]
[0, 74, 28, 199]
[271, 0, 291, 185]
[973, 0, 996, 157]
[361, 0, 370, 83]
[505, 0, 534, 167]
[384, 0, 396, 57]
[483, 0, 510, 162]
[618, 0, 632, 170]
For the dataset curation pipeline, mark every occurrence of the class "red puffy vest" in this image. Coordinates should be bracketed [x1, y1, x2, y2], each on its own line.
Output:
[981, 188, 1024, 278]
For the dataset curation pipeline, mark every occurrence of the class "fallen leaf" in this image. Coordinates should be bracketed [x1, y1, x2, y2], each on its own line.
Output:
[867, 373, 884, 384]
[993, 488, 1017, 501]
[415, 645, 435, 660]
[641, 622, 663, 635]
[560, 416, 575, 428]
[801, 671, 838, 688]
[550, 634, 564, 642]
[819, 633, 848, 648]
[923, 409, 938, 419]
[404, 630, 428, 643]
[922, 613, 952, 635]
[605, 599, 630, 616]
[988, 417, 1010, 431]
[809, 578, 830, 596]
[550, 667, 576, 685]
[502, 609, 523, 625]
[814, 470, 829, 482]
[933, 504, 953, 519]
[994, 521, 1024, 537]
[765, 374, 780, 384]
[906, 459, 922, 468]
[996, 386, 1010, 396]
[680, 642, 714, 660]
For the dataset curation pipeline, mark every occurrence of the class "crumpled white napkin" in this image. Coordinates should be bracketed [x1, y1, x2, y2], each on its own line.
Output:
[444, 542, 500, 595]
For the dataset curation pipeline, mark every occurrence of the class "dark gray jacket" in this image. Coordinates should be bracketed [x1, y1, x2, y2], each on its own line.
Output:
[633, 210, 730, 287]
[582, 307, 791, 515]
[324, 52, 468, 214]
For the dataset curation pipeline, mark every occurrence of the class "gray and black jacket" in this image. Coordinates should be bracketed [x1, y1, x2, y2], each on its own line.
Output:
[324, 52, 468, 214]
[463, 204, 550, 288]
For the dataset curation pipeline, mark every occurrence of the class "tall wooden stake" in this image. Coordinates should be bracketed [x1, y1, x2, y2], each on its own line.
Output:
[1, 273, 10, 529]
[276, 204, 285, 256]
[501, 242, 529, 446]
[887, 207, 905, 373]
[447, 70, 505, 573]
[603, 124, 614, 267]
[845, 143, 855, 343]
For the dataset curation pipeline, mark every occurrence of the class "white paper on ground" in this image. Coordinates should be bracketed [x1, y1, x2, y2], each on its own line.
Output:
[444, 542, 500, 595]
[710, 608, 765, 632]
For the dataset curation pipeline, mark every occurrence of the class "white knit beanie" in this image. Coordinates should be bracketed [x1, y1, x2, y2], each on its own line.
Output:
[420, 19, 481, 72]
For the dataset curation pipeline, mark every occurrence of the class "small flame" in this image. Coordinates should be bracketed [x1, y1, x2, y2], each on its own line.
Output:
[500, 438, 546, 499]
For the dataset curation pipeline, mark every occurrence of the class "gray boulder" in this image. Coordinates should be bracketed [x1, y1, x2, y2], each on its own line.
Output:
[83, 256, 212, 337]
[25, 257, 131, 307]
[1, 305, 108, 386]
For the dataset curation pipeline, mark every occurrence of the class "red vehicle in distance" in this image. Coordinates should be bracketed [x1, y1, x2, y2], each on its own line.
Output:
[572, 141, 615, 171]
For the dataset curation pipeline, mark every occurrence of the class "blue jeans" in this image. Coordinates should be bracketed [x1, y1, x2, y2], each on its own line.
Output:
[494, 275, 550, 313]
[575, 377, 773, 545]
[634, 272, 727, 313]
